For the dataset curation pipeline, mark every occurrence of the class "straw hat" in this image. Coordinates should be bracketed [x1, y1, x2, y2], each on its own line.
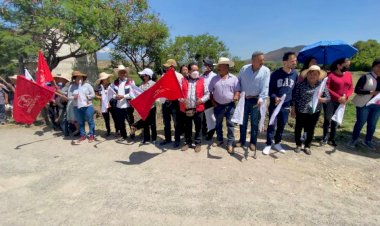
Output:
[216, 57, 234, 68]
[300, 65, 327, 80]
[96, 72, 112, 85]
[53, 74, 71, 82]
[163, 59, 177, 68]
[138, 68, 154, 78]
[115, 65, 129, 73]
[71, 71, 87, 77]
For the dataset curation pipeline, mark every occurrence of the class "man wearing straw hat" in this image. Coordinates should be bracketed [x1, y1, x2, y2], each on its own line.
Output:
[111, 65, 135, 141]
[209, 57, 240, 154]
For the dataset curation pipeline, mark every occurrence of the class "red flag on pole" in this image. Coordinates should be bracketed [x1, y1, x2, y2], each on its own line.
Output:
[13, 76, 55, 124]
[130, 69, 183, 120]
[36, 50, 54, 85]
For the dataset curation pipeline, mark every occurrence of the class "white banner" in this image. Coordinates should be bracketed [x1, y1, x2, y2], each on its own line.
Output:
[311, 77, 328, 113]
[205, 107, 216, 132]
[231, 92, 245, 125]
[366, 93, 380, 106]
[331, 104, 346, 125]
[259, 99, 267, 132]
[269, 94, 286, 126]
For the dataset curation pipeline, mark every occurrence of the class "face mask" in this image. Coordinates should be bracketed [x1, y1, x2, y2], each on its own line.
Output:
[57, 82, 63, 88]
[341, 67, 348, 72]
[202, 66, 208, 73]
[190, 71, 200, 79]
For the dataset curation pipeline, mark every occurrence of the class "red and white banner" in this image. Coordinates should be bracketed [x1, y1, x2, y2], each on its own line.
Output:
[13, 76, 55, 124]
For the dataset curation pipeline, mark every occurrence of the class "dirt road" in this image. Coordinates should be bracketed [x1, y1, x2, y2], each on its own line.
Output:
[0, 126, 379, 225]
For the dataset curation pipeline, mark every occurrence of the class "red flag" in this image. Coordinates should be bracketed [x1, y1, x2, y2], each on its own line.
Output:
[36, 50, 54, 85]
[130, 69, 183, 120]
[13, 76, 55, 124]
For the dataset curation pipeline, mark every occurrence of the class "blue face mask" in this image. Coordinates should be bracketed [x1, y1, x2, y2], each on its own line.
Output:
[57, 82, 64, 88]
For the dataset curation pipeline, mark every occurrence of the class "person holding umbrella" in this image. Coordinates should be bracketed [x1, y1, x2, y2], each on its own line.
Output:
[321, 58, 354, 147]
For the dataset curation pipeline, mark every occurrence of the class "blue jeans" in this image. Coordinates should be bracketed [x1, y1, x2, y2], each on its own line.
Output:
[266, 105, 290, 145]
[239, 98, 260, 145]
[352, 104, 380, 142]
[74, 106, 95, 137]
[214, 102, 235, 146]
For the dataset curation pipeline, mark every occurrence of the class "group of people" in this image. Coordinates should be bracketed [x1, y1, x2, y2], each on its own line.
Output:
[1, 52, 380, 155]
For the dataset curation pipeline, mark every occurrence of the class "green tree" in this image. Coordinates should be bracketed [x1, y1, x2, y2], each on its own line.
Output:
[0, 27, 37, 76]
[0, 0, 148, 70]
[111, 15, 169, 72]
[351, 39, 380, 71]
[164, 34, 229, 66]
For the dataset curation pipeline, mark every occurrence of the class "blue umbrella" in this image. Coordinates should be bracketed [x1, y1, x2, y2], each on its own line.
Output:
[297, 40, 358, 65]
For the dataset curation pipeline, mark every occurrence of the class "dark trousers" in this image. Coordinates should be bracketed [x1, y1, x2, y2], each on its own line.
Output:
[202, 100, 215, 138]
[108, 107, 119, 133]
[295, 111, 321, 148]
[214, 102, 235, 146]
[184, 111, 203, 145]
[266, 105, 290, 145]
[162, 101, 181, 143]
[133, 107, 158, 142]
[322, 102, 340, 141]
[115, 108, 129, 139]
[102, 111, 111, 134]
[239, 98, 260, 145]
[48, 103, 60, 129]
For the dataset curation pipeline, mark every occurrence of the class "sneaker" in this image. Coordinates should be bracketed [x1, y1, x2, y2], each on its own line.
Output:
[212, 141, 223, 147]
[362, 140, 376, 151]
[294, 145, 302, 153]
[117, 137, 127, 142]
[160, 140, 172, 146]
[75, 136, 86, 144]
[88, 135, 95, 143]
[173, 141, 180, 148]
[194, 145, 201, 153]
[304, 147, 311, 155]
[152, 140, 156, 145]
[263, 145, 271, 155]
[181, 144, 189, 151]
[347, 140, 358, 149]
[274, 143, 286, 153]
[328, 140, 337, 147]
[227, 145, 234, 154]
[320, 137, 328, 146]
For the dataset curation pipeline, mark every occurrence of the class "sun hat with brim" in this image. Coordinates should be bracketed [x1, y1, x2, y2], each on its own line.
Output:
[163, 59, 177, 68]
[96, 72, 112, 85]
[300, 65, 327, 80]
[115, 65, 129, 73]
[138, 68, 154, 78]
[53, 74, 71, 82]
[216, 57, 234, 68]
[72, 71, 87, 77]
[203, 58, 214, 66]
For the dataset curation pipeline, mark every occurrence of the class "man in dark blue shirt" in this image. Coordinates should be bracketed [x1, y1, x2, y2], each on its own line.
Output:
[263, 52, 298, 155]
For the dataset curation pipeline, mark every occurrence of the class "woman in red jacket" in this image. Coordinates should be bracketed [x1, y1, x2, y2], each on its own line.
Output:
[321, 58, 353, 146]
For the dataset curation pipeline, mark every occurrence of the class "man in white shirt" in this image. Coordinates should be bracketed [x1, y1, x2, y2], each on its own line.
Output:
[201, 58, 217, 140]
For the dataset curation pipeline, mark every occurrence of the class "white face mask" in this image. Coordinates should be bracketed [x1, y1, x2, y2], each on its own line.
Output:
[190, 71, 200, 79]
[201, 66, 208, 73]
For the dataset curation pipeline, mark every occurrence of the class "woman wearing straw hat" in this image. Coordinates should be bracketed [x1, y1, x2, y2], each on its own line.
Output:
[68, 71, 96, 143]
[95, 72, 117, 137]
[291, 65, 330, 155]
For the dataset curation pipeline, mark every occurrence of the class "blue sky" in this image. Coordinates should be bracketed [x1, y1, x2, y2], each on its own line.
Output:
[148, 0, 380, 59]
